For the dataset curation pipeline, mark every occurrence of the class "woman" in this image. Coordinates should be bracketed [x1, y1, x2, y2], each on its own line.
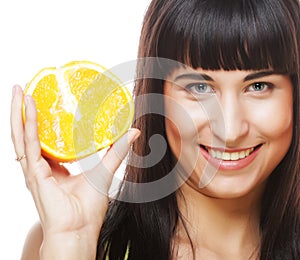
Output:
[11, 0, 300, 259]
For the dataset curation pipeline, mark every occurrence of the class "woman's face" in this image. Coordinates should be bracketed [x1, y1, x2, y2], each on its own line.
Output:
[164, 68, 293, 198]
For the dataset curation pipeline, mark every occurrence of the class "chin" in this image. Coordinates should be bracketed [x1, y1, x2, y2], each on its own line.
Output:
[184, 167, 267, 200]
[200, 185, 256, 200]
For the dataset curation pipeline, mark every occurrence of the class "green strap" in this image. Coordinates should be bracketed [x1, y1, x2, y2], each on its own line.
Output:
[104, 242, 130, 260]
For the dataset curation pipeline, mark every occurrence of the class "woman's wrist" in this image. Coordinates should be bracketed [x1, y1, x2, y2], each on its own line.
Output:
[40, 231, 98, 260]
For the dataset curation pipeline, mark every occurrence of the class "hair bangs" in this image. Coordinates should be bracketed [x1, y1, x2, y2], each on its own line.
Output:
[157, 0, 297, 74]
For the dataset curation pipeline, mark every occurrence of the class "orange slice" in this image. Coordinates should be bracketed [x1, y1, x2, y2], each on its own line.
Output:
[24, 60, 134, 162]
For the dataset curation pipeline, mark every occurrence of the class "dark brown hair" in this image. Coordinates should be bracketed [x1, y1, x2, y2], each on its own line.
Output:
[99, 0, 300, 259]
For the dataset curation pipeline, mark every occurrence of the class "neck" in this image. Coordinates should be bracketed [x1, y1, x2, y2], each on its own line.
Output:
[175, 184, 262, 259]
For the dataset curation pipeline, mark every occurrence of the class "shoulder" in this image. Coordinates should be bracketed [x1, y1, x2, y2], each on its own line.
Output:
[21, 222, 43, 260]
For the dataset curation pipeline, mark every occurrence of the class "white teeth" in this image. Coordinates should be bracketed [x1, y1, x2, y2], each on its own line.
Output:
[207, 147, 254, 161]
[223, 152, 230, 160]
[239, 150, 246, 158]
[230, 152, 239, 160]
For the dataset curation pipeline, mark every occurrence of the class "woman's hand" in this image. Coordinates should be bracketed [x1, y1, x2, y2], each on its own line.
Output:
[10, 85, 140, 259]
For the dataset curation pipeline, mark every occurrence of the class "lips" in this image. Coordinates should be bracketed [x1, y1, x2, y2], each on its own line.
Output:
[200, 145, 262, 170]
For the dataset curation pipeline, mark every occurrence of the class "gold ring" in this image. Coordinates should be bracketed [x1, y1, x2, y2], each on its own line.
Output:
[15, 154, 26, 161]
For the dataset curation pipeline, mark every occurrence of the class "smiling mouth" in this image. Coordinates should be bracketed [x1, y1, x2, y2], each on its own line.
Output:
[201, 145, 262, 161]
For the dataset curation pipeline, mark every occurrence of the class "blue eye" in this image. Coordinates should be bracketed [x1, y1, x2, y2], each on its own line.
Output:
[185, 83, 214, 94]
[247, 82, 273, 92]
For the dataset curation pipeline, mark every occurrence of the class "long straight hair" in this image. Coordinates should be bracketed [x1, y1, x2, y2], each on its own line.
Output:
[99, 0, 300, 259]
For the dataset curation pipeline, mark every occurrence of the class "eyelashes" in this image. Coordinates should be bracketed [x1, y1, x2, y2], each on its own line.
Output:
[185, 82, 214, 94]
[246, 82, 275, 92]
[183, 81, 274, 97]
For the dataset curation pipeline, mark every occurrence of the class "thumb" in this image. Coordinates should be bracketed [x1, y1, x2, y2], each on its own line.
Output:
[82, 128, 140, 195]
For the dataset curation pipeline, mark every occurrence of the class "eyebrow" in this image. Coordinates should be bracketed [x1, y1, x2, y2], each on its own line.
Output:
[243, 70, 278, 82]
[174, 70, 279, 82]
[174, 73, 214, 82]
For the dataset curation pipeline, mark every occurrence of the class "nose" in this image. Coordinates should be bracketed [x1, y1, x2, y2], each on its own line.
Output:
[207, 95, 249, 146]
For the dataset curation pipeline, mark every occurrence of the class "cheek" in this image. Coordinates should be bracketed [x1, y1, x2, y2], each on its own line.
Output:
[165, 98, 209, 144]
[165, 98, 211, 175]
[248, 97, 293, 141]
[165, 112, 204, 178]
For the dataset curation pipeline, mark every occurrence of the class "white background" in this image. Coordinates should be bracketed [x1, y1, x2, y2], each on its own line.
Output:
[0, 0, 149, 258]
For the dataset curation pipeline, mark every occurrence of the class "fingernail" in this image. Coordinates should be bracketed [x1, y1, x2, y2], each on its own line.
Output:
[12, 85, 17, 97]
[128, 128, 140, 144]
[24, 95, 31, 107]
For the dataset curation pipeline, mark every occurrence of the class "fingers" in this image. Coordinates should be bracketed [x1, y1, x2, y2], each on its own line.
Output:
[11, 85, 27, 169]
[103, 128, 141, 173]
[23, 95, 42, 167]
[83, 128, 140, 195]
[11, 85, 43, 181]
